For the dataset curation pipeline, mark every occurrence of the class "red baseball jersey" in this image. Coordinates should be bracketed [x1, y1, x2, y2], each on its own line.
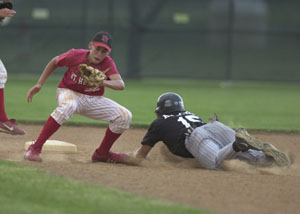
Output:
[56, 49, 119, 96]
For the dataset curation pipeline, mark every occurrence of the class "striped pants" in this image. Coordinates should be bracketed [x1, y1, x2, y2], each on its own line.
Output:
[185, 121, 268, 169]
[0, 60, 7, 88]
[51, 88, 132, 134]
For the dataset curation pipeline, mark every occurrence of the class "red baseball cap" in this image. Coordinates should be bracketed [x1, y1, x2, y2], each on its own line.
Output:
[92, 31, 112, 52]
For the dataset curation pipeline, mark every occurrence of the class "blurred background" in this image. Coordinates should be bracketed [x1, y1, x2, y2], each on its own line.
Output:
[1, 0, 300, 81]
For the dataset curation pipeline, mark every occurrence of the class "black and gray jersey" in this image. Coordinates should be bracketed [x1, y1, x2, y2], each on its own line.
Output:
[141, 111, 206, 158]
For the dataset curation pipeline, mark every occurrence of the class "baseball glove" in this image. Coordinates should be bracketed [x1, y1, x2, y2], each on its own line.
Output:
[78, 64, 110, 87]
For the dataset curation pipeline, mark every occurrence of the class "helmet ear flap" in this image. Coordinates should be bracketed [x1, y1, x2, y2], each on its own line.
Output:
[154, 107, 159, 114]
[154, 101, 162, 116]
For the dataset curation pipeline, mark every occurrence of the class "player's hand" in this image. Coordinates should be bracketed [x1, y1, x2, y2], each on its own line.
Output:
[27, 84, 42, 102]
[0, 8, 16, 18]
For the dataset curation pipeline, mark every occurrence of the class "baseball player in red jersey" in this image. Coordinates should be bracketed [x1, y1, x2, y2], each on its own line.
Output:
[24, 31, 132, 162]
[0, 1, 26, 135]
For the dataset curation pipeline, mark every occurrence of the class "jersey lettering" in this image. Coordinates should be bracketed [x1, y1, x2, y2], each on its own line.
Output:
[78, 77, 84, 85]
[84, 87, 100, 92]
[177, 114, 202, 128]
[178, 117, 191, 128]
[185, 115, 202, 123]
[162, 114, 173, 119]
[71, 72, 85, 85]
[71, 72, 77, 82]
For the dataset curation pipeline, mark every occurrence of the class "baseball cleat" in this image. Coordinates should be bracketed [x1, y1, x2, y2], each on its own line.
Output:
[235, 128, 264, 152]
[235, 128, 291, 167]
[24, 145, 42, 162]
[261, 143, 291, 167]
[92, 151, 129, 163]
[0, 119, 26, 135]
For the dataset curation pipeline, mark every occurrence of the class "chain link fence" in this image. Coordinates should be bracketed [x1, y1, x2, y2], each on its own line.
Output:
[1, 0, 299, 81]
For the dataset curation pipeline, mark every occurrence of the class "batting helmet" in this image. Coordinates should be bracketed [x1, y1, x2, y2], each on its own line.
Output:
[155, 92, 185, 116]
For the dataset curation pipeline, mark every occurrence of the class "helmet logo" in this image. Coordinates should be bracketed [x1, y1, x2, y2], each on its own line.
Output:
[164, 100, 180, 107]
[164, 100, 172, 107]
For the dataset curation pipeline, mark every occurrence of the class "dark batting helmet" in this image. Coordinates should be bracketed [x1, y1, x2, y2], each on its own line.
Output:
[155, 92, 185, 116]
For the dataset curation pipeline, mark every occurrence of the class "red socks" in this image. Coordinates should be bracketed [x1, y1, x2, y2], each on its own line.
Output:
[34, 116, 61, 152]
[0, 88, 8, 121]
[33, 117, 121, 155]
[96, 127, 121, 155]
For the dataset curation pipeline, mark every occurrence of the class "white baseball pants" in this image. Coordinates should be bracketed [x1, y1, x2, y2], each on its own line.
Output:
[185, 121, 268, 169]
[0, 60, 7, 88]
[51, 88, 132, 134]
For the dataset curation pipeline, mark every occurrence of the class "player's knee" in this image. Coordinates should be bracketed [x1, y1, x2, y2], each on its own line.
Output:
[119, 108, 132, 129]
[0, 74, 7, 88]
[111, 108, 132, 133]
[51, 102, 77, 124]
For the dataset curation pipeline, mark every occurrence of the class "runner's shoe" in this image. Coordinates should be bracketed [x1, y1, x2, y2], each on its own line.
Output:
[235, 128, 290, 167]
[261, 143, 291, 167]
[235, 128, 265, 152]
[24, 144, 42, 162]
[0, 119, 26, 135]
[92, 151, 129, 163]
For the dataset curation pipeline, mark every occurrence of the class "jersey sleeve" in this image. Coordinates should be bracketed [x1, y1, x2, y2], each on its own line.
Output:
[104, 56, 119, 77]
[55, 49, 76, 67]
[141, 119, 162, 147]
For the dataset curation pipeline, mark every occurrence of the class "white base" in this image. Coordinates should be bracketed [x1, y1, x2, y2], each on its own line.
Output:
[25, 140, 77, 153]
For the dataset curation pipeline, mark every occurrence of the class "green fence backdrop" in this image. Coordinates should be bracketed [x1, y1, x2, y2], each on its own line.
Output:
[1, 0, 300, 81]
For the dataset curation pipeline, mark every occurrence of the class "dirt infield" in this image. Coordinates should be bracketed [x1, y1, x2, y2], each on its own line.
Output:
[1, 124, 300, 214]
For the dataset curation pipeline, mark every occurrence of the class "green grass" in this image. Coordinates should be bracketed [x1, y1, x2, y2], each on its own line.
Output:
[2, 76, 299, 213]
[0, 160, 208, 214]
[5, 75, 300, 131]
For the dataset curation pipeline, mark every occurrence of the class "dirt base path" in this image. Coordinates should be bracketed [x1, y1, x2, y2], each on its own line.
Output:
[1, 124, 300, 214]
